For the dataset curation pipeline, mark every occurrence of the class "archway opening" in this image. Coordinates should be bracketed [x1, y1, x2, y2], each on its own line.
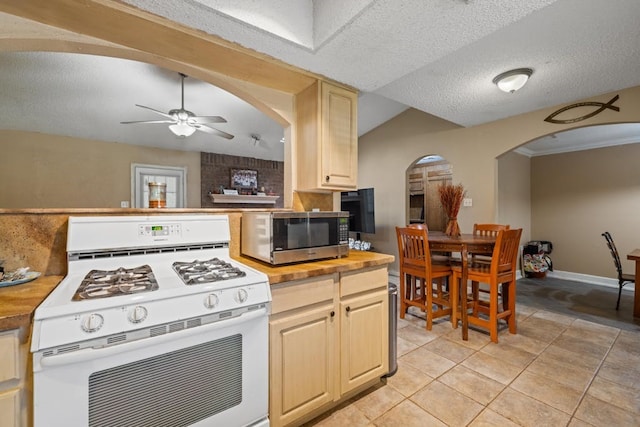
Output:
[406, 154, 452, 230]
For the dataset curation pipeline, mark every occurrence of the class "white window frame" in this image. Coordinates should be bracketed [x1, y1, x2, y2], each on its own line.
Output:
[131, 164, 187, 208]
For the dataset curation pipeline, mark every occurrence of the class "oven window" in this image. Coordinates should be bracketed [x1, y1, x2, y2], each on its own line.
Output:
[88, 334, 242, 427]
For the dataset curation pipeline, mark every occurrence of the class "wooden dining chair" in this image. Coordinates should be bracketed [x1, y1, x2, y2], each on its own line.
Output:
[472, 224, 510, 257]
[451, 228, 522, 343]
[408, 223, 451, 263]
[602, 231, 635, 310]
[470, 223, 510, 301]
[395, 226, 454, 330]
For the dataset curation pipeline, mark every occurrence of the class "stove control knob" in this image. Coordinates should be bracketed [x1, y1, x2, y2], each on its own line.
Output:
[204, 293, 219, 309]
[128, 306, 148, 324]
[235, 288, 248, 304]
[81, 313, 104, 333]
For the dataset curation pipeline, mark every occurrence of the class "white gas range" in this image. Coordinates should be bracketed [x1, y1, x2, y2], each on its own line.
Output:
[31, 214, 271, 427]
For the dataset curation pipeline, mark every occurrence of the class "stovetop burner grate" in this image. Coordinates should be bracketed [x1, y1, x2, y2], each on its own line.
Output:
[72, 265, 158, 300]
[172, 258, 246, 285]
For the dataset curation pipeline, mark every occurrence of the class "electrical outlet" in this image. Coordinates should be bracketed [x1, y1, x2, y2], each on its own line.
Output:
[121, 201, 130, 208]
[463, 198, 472, 207]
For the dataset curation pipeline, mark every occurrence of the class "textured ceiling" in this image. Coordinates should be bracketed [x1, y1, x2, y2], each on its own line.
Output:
[2, 1, 640, 160]
[123, 0, 640, 127]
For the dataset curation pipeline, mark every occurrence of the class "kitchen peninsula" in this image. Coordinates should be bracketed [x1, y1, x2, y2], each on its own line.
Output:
[242, 250, 393, 426]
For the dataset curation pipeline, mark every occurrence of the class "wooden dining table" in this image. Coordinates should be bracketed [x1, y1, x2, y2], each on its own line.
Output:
[428, 232, 496, 340]
[626, 249, 640, 317]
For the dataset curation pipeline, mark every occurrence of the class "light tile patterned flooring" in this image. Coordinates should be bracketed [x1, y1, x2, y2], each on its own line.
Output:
[306, 304, 640, 426]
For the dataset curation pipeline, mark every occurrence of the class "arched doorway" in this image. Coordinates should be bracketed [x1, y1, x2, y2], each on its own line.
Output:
[497, 122, 640, 283]
[406, 154, 451, 230]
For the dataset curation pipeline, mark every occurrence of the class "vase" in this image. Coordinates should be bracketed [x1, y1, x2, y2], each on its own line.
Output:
[444, 217, 461, 237]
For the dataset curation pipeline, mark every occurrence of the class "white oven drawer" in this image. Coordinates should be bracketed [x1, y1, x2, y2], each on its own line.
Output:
[33, 309, 269, 427]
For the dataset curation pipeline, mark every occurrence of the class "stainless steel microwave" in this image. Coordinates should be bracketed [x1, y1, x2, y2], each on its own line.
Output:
[241, 211, 350, 265]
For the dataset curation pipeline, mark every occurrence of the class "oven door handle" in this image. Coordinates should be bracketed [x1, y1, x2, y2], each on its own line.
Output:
[35, 308, 267, 370]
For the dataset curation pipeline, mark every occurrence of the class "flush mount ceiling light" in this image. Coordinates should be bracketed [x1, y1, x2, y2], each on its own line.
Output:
[492, 68, 533, 93]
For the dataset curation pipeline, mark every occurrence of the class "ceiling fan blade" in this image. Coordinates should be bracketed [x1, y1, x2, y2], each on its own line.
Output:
[120, 120, 175, 124]
[196, 124, 235, 140]
[190, 115, 227, 124]
[134, 104, 174, 119]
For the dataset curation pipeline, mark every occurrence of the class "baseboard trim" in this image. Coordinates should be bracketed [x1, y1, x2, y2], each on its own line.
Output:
[545, 270, 634, 291]
[388, 270, 634, 291]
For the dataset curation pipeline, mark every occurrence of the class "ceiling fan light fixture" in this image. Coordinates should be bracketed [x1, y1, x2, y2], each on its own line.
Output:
[169, 123, 196, 137]
[122, 72, 234, 140]
[493, 68, 533, 93]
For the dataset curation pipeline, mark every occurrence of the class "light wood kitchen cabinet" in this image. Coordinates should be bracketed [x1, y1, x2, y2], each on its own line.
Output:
[295, 80, 358, 191]
[269, 275, 337, 427]
[269, 266, 389, 427]
[0, 328, 28, 427]
[408, 167, 426, 224]
[339, 267, 389, 394]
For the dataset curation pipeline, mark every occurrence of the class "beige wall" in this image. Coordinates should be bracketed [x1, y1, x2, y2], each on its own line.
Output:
[531, 143, 640, 278]
[357, 109, 460, 266]
[498, 151, 531, 244]
[0, 130, 201, 208]
[359, 86, 640, 275]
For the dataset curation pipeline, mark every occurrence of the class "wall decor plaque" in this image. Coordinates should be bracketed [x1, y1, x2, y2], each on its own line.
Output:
[544, 94, 619, 124]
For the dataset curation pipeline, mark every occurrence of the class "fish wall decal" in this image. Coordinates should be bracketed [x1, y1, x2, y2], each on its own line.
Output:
[544, 94, 620, 124]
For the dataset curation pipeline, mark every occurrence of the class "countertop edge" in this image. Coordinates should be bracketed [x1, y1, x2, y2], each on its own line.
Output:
[234, 251, 395, 285]
[0, 275, 62, 331]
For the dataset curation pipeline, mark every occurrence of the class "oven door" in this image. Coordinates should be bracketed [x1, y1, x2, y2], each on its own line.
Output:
[33, 309, 269, 427]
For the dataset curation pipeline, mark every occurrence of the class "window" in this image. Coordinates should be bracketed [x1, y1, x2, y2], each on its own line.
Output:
[132, 164, 187, 208]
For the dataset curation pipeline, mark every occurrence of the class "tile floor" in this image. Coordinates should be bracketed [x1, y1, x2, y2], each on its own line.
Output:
[306, 301, 640, 426]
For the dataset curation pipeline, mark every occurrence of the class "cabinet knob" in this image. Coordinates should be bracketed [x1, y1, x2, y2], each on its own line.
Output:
[330, 310, 335, 317]
[325, 175, 330, 182]
[345, 306, 351, 313]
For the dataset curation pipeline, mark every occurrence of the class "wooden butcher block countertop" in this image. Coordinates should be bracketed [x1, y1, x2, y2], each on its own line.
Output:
[0, 275, 62, 331]
[235, 250, 395, 285]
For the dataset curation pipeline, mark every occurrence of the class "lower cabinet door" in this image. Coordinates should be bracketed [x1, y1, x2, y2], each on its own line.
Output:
[269, 304, 336, 426]
[340, 289, 389, 394]
[0, 388, 19, 427]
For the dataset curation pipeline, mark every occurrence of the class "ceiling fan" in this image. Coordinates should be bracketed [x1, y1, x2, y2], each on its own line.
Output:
[121, 73, 234, 139]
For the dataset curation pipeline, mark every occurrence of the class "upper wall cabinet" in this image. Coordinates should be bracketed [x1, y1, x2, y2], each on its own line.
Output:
[296, 81, 358, 191]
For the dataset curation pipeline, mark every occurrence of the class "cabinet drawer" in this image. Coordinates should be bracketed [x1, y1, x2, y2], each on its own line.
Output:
[271, 275, 336, 315]
[340, 267, 387, 297]
[0, 330, 19, 383]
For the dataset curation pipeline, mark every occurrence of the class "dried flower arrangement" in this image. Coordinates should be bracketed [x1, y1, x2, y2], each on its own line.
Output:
[438, 183, 466, 237]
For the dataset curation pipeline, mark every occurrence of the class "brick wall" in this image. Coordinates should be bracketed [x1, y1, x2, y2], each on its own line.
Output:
[201, 153, 284, 208]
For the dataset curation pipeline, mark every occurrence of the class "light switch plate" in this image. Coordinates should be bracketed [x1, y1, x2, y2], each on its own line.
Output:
[121, 201, 130, 208]
[463, 198, 472, 207]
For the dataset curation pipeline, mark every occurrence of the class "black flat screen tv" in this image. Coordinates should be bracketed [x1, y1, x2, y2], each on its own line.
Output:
[340, 188, 375, 238]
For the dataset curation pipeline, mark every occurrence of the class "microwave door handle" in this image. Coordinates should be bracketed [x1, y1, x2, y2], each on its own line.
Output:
[34, 308, 267, 370]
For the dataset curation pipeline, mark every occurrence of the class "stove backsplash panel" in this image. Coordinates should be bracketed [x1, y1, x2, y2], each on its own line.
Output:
[0, 210, 245, 275]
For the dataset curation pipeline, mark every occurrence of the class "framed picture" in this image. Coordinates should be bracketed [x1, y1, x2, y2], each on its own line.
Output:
[230, 168, 258, 189]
